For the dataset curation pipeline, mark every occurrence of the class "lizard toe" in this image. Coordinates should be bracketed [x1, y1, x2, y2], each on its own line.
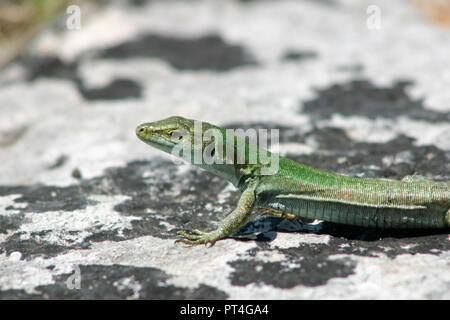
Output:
[175, 230, 220, 245]
[176, 230, 202, 240]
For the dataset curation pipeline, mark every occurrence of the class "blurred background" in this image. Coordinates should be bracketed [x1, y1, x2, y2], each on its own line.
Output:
[0, 1, 81, 67]
[1, 0, 450, 67]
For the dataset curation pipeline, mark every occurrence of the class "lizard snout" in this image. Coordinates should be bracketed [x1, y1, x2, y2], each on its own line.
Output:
[136, 124, 148, 138]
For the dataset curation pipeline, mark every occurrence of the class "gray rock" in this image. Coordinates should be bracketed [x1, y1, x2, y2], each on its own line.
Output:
[0, 0, 449, 300]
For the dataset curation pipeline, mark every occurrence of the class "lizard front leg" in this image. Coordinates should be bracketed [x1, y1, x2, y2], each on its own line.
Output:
[176, 180, 257, 245]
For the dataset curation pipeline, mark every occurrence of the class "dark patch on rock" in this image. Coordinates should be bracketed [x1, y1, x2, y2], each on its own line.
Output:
[48, 155, 68, 170]
[112, 161, 237, 239]
[336, 64, 364, 73]
[17, 35, 255, 99]
[0, 232, 76, 260]
[99, 33, 257, 71]
[0, 213, 25, 234]
[239, 0, 338, 4]
[128, 0, 151, 6]
[281, 50, 317, 62]
[0, 184, 99, 213]
[0, 159, 236, 255]
[0, 126, 27, 147]
[0, 264, 228, 299]
[228, 247, 355, 288]
[287, 127, 449, 180]
[82, 227, 127, 244]
[0, 183, 102, 255]
[302, 79, 450, 122]
[18, 54, 143, 101]
[122, 217, 175, 240]
[20, 55, 79, 82]
[78, 78, 142, 100]
[228, 226, 448, 289]
[223, 121, 306, 144]
[0, 289, 38, 299]
[72, 168, 82, 179]
[322, 227, 450, 258]
[304, 0, 338, 6]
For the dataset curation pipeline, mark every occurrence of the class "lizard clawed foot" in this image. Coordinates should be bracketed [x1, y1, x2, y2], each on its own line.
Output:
[175, 229, 220, 245]
[174, 180, 258, 245]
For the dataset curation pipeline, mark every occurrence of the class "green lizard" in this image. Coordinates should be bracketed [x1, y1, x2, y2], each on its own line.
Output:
[136, 116, 450, 245]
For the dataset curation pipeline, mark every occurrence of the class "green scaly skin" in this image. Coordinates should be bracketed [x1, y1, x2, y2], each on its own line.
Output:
[136, 116, 450, 245]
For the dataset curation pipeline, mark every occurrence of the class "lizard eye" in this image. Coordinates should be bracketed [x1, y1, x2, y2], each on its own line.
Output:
[137, 126, 146, 136]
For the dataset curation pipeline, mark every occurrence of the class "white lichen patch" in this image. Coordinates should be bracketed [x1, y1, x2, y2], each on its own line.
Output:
[268, 232, 330, 249]
[0, 236, 257, 293]
[0, 194, 27, 215]
[324, 114, 450, 151]
[277, 143, 315, 156]
[16, 195, 137, 246]
[250, 249, 290, 263]
[322, 252, 450, 299]
[113, 276, 142, 300]
[0, 253, 55, 293]
[0, 232, 449, 299]
[226, 250, 450, 299]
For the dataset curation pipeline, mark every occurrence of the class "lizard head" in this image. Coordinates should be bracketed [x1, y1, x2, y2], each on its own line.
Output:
[136, 116, 278, 187]
[136, 116, 229, 157]
[136, 116, 196, 154]
[136, 116, 240, 185]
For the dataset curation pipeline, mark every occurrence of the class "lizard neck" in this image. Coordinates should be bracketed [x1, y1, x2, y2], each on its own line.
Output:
[197, 163, 241, 187]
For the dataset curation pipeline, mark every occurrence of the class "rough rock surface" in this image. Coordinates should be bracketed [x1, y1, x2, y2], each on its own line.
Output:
[0, 0, 449, 299]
